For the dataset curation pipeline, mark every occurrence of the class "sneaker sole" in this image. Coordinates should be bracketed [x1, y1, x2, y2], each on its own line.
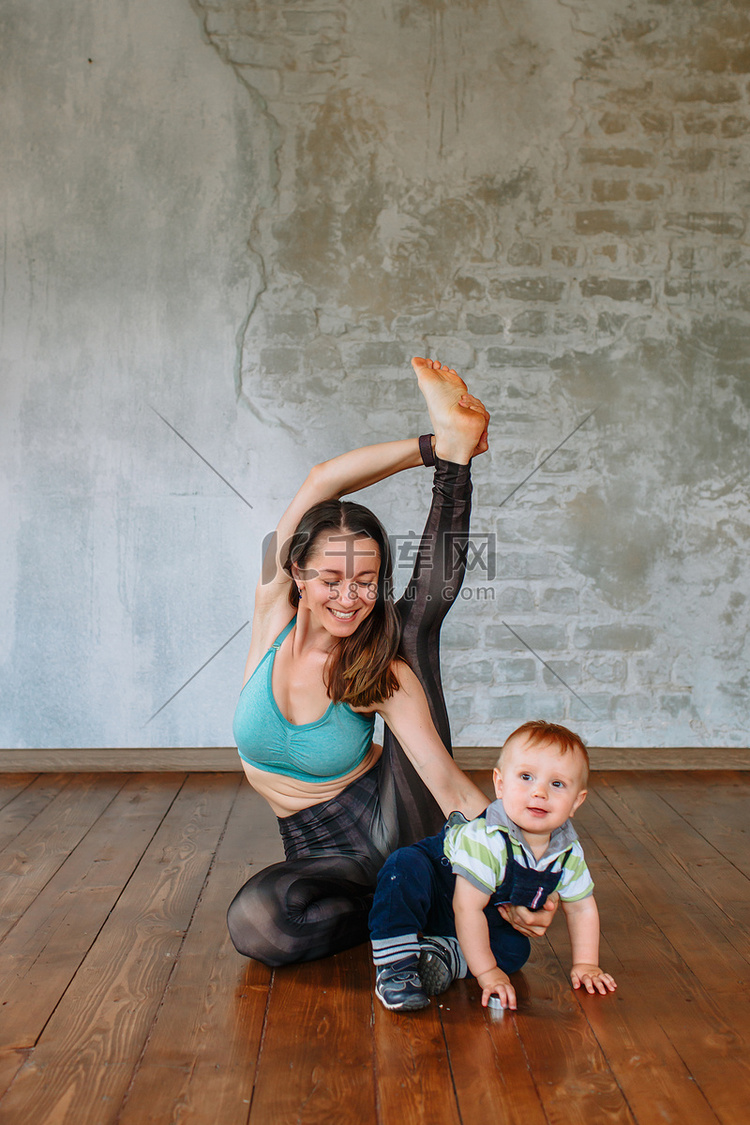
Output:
[417, 950, 454, 996]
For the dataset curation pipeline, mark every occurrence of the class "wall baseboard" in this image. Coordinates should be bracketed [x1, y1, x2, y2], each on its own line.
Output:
[457, 747, 750, 770]
[0, 746, 748, 772]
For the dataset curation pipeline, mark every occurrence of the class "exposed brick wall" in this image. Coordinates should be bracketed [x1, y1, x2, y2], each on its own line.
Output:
[190, 0, 749, 747]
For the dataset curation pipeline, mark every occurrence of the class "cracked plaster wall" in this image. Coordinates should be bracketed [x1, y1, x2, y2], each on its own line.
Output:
[3, 0, 749, 750]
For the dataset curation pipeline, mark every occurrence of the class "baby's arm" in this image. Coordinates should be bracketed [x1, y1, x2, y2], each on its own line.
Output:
[453, 875, 516, 1009]
[562, 896, 617, 995]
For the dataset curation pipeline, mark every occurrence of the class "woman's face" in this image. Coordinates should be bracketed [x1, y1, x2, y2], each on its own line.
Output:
[294, 531, 381, 637]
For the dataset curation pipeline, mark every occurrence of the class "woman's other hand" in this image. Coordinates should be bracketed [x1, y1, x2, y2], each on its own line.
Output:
[499, 892, 559, 937]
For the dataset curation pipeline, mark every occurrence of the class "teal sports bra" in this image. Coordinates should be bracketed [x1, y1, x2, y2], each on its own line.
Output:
[233, 617, 376, 783]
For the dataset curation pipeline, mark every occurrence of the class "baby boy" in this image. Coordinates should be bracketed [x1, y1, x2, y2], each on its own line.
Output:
[369, 720, 617, 1010]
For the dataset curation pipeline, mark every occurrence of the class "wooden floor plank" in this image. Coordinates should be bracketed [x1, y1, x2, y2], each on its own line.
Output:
[373, 984, 461, 1125]
[591, 781, 750, 976]
[0, 774, 75, 852]
[0, 774, 129, 943]
[596, 776, 750, 949]
[438, 974, 549, 1125]
[0, 1051, 31, 1102]
[586, 787, 750, 987]
[573, 990, 720, 1125]
[652, 771, 750, 877]
[0, 775, 39, 814]
[574, 794, 750, 1122]
[0, 773, 186, 1051]
[544, 807, 722, 1125]
[248, 946, 379, 1125]
[0, 774, 238, 1125]
[117, 781, 277, 1125]
[508, 940, 636, 1125]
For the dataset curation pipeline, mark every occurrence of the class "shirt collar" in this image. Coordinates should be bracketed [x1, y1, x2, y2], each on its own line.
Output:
[485, 798, 579, 864]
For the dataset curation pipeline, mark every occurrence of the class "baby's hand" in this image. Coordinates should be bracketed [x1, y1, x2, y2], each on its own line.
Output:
[476, 967, 516, 1010]
[571, 964, 617, 995]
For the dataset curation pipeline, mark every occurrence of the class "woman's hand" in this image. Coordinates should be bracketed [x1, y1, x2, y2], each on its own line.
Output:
[499, 892, 559, 937]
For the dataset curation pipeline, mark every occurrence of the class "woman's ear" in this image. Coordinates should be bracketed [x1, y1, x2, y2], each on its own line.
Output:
[290, 562, 304, 597]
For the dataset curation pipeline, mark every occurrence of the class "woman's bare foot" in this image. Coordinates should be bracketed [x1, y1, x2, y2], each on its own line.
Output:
[412, 357, 489, 463]
[461, 392, 489, 456]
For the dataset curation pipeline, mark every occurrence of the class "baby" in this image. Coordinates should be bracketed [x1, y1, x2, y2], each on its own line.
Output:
[369, 720, 617, 1010]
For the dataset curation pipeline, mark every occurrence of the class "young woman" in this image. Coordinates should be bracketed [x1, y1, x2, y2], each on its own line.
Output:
[228, 358, 554, 966]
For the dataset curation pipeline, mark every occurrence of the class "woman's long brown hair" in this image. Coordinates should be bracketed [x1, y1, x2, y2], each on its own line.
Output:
[284, 500, 402, 708]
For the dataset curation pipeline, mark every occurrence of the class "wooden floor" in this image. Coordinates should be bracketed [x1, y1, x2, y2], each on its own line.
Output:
[0, 770, 749, 1124]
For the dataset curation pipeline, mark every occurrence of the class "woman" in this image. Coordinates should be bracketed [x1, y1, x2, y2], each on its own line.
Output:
[229, 358, 552, 966]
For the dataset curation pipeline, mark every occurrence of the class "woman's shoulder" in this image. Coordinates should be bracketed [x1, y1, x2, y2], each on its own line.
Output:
[388, 656, 417, 690]
[369, 657, 425, 721]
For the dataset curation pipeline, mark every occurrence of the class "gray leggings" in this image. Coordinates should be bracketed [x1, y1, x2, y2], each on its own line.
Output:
[227, 458, 473, 966]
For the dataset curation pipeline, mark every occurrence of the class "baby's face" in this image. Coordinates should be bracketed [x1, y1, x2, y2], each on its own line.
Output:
[493, 734, 588, 838]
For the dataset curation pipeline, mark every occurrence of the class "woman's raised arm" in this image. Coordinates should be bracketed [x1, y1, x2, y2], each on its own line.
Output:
[258, 437, 425, 605]
[376, 662, 489, 820]
[242, 436, 427, 685]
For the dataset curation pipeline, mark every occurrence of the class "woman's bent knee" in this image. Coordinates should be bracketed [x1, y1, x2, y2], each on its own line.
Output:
[226, 859, 373, 966]
[226, 875, 293, 965]
[226, 895, 302, 966]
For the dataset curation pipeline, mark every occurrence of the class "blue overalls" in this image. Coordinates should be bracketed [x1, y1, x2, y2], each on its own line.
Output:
[489, 833, 571, 911]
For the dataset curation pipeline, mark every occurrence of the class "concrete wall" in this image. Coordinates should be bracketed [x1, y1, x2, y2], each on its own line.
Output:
[3, 0, 749, 751]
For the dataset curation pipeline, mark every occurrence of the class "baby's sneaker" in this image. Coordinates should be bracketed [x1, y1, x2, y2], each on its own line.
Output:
[375, 956, 430, 1011]
[418, 936, 465, 996]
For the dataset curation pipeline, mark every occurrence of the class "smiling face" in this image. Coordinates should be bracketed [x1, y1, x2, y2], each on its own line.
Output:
[493, 732, 588, 844]
[293, 531, 380, 637]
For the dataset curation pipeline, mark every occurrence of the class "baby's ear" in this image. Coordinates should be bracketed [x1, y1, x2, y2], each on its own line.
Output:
[570, 789, 588, 816]
[492, 767, 503, 800]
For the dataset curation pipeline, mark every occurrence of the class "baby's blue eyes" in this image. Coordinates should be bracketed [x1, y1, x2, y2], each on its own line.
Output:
[518, 773, 565, 788]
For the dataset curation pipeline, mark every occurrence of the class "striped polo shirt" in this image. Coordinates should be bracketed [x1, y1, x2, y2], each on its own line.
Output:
[444, 798, 594, 902]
